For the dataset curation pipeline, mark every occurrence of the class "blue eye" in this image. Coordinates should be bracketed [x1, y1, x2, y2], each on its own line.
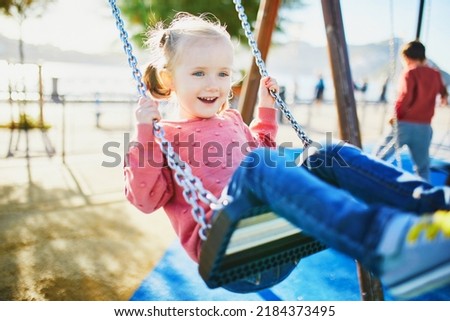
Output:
[219, 72, 229, 77]
[193, 71, 204, 77]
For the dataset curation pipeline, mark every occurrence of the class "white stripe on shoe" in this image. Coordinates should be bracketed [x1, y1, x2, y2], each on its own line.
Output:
[388, 262, 450, 299]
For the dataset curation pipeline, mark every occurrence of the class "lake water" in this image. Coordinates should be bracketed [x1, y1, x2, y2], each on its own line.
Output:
[0, 60, 136, 102]
[0, 58, 391, 103]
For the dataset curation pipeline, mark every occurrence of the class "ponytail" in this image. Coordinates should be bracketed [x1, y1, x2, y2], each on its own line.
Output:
[143, 64, 171, 100]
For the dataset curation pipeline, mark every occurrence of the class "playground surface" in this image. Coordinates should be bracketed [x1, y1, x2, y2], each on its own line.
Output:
[0, 101, 448, 300]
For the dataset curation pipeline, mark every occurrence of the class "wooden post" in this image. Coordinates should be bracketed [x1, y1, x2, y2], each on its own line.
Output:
[238, 0, 281, 124]
[321, 0, 384, 301]
[416, 0, 425, 40]
[321, 0, 361, 145]
[38, 65, 44, 126]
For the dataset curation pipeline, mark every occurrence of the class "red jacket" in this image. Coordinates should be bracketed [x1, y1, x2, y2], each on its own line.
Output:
[395, 65, 448, 124]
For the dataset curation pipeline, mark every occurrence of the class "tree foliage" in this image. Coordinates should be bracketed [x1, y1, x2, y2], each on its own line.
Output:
[0, 0, 54, 20]
[117, 0, 302, 47]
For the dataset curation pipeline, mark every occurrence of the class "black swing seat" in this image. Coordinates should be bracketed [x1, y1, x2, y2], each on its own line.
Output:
[199, 203, 327, 290]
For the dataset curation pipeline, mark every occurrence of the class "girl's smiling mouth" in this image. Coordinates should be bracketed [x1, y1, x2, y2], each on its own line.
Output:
[198, 97, 218, 103]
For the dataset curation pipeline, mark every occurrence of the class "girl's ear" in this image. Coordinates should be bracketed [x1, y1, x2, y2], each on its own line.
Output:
[160, 69, 174, 90]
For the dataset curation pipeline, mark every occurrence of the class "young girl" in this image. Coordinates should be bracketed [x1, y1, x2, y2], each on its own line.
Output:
[124, 13, 450, 299]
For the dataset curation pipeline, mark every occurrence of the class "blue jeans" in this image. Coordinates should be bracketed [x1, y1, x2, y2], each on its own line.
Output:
[377, 121, 433, 181]
[222, 142, 448, 293]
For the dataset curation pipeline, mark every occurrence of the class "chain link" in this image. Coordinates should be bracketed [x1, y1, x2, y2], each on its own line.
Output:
[388, 0, 402, 169]
[108, 0, 230, 240]
[233, 0, 313, 148]
[110, 0, 314, 239]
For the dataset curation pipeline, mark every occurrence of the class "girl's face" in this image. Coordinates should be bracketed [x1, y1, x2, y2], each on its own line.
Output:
[169, 37, 233, 119]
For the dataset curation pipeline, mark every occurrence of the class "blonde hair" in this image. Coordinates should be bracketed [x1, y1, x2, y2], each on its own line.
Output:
[143, 12, 233, 103]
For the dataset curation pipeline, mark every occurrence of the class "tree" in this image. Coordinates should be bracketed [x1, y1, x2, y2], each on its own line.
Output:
[0, 0, 55, 138]
[118, 0, 302, 47]
[0, 0, 55, 63]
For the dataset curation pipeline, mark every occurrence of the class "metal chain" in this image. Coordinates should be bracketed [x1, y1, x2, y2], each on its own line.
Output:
[233, 0, 313, 148]
[110, 0, 314, 238]
[108, 0, 229, 240]
[109, 1, 146, 98]
[388, 0, 402, 169]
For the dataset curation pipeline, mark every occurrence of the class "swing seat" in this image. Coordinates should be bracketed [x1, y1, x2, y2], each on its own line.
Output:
[199, 199, 327, 291]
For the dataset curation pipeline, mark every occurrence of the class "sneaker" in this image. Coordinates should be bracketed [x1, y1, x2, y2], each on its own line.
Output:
[377, 210, 450, 299]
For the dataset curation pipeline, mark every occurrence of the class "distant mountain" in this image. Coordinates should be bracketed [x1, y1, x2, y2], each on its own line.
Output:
[0, 34, 126, 65]
[1, 33, 448, 86]
[428, 60, 450, 86]
[267, 38, 449, 84]
[266, 39, 399, 81]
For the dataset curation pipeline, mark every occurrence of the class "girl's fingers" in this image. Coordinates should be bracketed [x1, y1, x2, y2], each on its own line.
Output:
[262, 77, 279, 92]
[136, 97, 161, 123]
[138, 97, 158, 108]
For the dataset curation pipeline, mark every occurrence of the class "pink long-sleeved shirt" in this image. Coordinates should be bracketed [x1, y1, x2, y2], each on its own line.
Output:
[124, 107, 278, 262]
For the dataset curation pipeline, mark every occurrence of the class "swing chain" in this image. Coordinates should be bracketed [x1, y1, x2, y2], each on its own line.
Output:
[110, 0, 314, 240]
[152, 123, 233, 239]
[233, 0, 313, 148]
[109, 0, 146, 98]
[108, 0, 230, 240]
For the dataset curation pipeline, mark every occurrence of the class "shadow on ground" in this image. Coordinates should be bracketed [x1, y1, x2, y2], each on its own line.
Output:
[0, 175, 174, 300]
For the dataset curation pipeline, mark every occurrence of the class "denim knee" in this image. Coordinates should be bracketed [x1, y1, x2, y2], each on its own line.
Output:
[241, 147, 296, 170]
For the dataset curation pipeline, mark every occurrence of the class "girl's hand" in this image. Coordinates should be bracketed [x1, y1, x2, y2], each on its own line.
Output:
[258, 76, 279, 108]
[135, 97, 161, 124]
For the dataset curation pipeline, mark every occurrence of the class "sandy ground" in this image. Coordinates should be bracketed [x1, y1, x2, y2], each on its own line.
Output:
[0, 153, 176, 300]
[0, 102, 179, 300]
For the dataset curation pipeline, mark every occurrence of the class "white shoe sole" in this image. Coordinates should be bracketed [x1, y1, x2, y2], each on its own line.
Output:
[389, 262, 450, 299]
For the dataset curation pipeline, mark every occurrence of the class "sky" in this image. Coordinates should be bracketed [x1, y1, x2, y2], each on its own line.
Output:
[0, 0, 449, 71]
[281, 0, 450, 72]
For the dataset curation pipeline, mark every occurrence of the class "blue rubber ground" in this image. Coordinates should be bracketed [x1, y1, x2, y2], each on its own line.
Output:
[130, 241, 450, 301]
[131, 151, 450, 301]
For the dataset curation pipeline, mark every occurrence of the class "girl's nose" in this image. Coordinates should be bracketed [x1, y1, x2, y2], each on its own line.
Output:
[205, 77, 219, 91]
